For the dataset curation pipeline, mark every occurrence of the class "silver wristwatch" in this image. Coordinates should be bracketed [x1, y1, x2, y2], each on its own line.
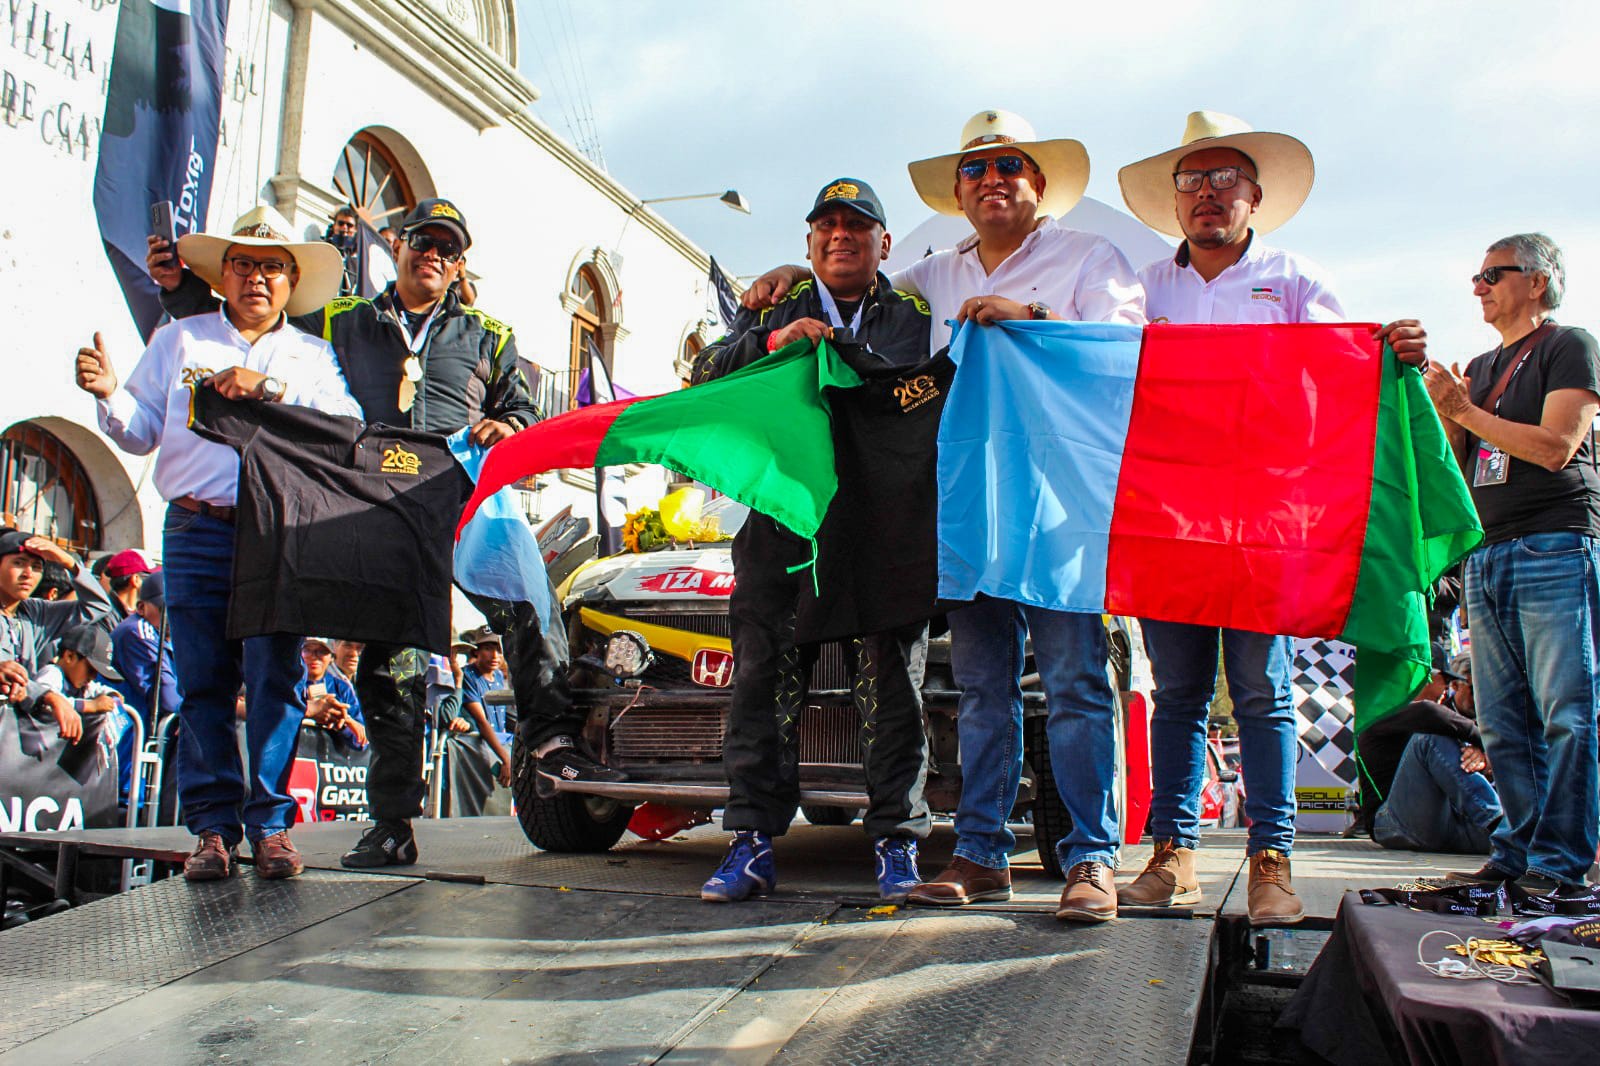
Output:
[260, 376, 286, 402]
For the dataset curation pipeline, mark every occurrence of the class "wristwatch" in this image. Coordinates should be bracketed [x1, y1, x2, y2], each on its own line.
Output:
[259, 376, 286, 402]
[1027, 302, 1051, 320]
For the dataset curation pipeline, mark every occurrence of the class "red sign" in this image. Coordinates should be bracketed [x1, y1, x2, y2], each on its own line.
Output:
[692, 648, 735, 688]
[636, 566, 736, 597]
[288, 757, 320, 824]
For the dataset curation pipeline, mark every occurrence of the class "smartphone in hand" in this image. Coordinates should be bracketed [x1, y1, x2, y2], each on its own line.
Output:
[149, 200, 177, 254]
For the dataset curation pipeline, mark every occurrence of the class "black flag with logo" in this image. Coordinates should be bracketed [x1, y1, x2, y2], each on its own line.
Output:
[709, 257, 740, 328]
[353, 219, 398, 299]
[93, 0, 231, 342]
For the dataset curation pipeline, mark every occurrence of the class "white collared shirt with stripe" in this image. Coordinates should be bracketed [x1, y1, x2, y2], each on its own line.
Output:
[1139, 234, 1345, 325]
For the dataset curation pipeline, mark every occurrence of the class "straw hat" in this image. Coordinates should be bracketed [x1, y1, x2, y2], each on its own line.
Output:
[1117, 111, 1314, 238]
[907, 109, 1090, 220]
[176, 205, 344, 316]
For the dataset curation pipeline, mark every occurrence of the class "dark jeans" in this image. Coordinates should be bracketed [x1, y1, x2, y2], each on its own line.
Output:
[722, 524, 931, 839]
[1372, 733, 1501, 854]
[162, 506, 303, 845]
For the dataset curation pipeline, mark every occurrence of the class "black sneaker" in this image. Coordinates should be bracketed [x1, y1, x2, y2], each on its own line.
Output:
[535, 741, 627, 798]
[341, 820, 419, 868]
[1445, 863, 1517, 885]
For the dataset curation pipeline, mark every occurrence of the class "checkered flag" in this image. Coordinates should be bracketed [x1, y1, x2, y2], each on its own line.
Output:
[1292, 637, 1358, 784]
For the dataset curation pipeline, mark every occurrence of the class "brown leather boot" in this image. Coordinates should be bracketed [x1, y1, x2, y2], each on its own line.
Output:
[252, 831, 305, 880]
[1056, 860, 1118, 922]
[183, 832, 237, 882]
[1117, 839, 1201, 907]
[905, 856, 1012, 906]
[1247, 849, 1304, 926]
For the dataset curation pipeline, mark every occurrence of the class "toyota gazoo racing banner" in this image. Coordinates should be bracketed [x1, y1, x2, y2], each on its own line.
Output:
[288, 725, 373, 823]
[0, 704, 119, 833]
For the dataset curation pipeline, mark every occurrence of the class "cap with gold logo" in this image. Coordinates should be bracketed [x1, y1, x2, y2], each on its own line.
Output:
[399, 197, 472, 249]
[805, 177, 887, 228]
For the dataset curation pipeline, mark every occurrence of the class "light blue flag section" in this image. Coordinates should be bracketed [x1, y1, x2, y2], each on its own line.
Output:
[937, 319, 1143, 612]
[449, 431, 557, 626]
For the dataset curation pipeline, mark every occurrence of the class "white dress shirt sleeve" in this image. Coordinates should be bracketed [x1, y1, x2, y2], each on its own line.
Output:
[96, 326, 179, 456]
[889, 260, 927, 299]
[1296, 275, 1347, 323]
[279, 338, 363, 419]
[1074, 239, 1148, 326]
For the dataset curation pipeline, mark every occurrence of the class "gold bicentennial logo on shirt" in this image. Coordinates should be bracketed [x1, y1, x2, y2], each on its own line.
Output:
[381, 444, 422, 475]
[894, 373, 941, 412]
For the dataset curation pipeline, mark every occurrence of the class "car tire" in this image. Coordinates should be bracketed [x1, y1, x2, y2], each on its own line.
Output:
[1024, 715, 1073, 880]
[510, 737, 634, 852]
[800, 804, 855, 827]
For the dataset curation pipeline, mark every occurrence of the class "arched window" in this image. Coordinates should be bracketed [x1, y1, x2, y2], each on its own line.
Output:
[332, 131, 415, 228]
[568, 265, 607, 409]
[677, 332, 703, 387]
[1, 424, 100, 552]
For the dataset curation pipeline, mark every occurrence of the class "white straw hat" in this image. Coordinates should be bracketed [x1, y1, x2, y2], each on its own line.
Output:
[907, 109, 1090, 220]
[176, 205, 344, 316]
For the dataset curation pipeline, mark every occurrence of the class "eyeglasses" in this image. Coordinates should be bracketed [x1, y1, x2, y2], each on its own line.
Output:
[222, 256, 291, 279]
[1172, 167, 1258, 193]
[1471, 265, 1526, 286]
[958, 155, 1029, 182]
[405, 231, 464, 262]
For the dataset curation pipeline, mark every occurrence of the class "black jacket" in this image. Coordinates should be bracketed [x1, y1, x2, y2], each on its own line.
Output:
[1357, 698, 1483, 830]
[161, 271, 539, 435]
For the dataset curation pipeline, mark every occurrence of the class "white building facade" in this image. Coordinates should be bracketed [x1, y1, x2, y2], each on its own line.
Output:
[2, 0, 716, 555]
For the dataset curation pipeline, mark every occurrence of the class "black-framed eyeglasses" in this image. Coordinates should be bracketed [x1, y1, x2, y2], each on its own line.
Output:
[405, 231, 464, 262]
[958, 155, 1029, 182]
[1472, 265, 1526, 286]
[1172, 167, 1258, 193]
[222, 256, 291, 279]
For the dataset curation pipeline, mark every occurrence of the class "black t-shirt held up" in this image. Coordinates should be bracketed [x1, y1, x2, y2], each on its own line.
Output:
[1462, 323, 1600, 544]
[188, 389, 473, 652]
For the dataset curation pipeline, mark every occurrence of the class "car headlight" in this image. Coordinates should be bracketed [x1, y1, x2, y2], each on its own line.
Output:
[604, 630, 654, 678]
[567, 556, 631, 602]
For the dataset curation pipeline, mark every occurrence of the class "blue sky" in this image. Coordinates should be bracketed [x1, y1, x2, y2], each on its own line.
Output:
[516, 0, 1596, 363]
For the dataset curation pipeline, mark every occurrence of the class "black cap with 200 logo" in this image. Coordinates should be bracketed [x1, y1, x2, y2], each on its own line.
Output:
[805, 178, 887, 228]
[399, 197, 472, 250]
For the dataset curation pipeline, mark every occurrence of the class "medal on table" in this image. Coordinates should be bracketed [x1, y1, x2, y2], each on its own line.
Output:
[399, 355, 422, 412]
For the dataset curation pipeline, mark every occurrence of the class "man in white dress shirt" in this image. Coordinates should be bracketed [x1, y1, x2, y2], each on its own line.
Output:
[1114, 112, 1428, 925]
[74, 206, 360, 882]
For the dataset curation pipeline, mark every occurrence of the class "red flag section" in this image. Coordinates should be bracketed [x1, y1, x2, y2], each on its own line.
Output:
[1105, 324, 1384, 635]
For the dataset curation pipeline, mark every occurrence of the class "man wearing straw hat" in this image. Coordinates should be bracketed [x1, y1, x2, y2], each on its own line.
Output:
[1114, 112, 1430, 925]
[74, 205, 361, 882]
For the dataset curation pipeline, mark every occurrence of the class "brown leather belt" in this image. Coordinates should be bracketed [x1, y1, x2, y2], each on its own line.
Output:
[172, 495, 236, 523]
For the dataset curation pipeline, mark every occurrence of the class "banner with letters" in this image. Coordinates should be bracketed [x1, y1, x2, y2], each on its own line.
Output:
[287, 725, 373, 824]
[0, 704, 119, 833]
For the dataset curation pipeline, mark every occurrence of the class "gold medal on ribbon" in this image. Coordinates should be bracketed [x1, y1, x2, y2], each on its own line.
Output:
[399, 355, 422, 412]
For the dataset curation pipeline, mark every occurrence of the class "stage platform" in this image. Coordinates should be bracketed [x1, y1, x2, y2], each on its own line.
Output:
[0, 819, 1463, 1064]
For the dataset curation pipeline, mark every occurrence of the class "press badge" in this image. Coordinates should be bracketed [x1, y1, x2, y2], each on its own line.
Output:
[1474, 443, 1509, 487]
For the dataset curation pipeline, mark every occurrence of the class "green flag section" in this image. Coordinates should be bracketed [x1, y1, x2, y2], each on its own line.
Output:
[457, 338, 859, 541]
[1338, 351, 1483, 731]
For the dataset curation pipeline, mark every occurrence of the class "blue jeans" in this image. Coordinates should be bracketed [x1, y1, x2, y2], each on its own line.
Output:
[1373, 733, 1501, 854]
[1140, 622, 1297, 855]
[948, 596, 1118, 870]
[163, 506, 305, 845]
[1465, 532, 1600, 884]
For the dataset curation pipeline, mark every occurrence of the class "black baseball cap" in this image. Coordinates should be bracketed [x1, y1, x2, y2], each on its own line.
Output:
[805, 178, 887, 228]
[399, 198, 471, 250]
[0, 530, 35, 560]
[1432, 641, 1465, 681]
[59, 624, 122, 681]
[137, 570, 165, 609]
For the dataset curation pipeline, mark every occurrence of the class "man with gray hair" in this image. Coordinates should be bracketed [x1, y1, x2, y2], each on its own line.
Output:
[1424, 232, 1600, 900]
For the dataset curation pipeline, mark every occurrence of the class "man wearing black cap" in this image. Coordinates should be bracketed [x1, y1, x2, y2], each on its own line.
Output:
[109, 569, 179, 738]
[692, 179, 936, 904]
[147, 197, 547, 869]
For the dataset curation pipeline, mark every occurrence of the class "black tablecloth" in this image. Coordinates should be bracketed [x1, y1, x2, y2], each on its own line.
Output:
[1282, 891, 1599, 1066]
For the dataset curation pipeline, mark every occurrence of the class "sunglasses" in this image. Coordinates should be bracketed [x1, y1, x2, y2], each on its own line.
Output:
[958, 155, 1029, 182]
[222, 256, 292, 279]
[1172, 167, 1257, 193]
[1471, 265, 1526, 286]
[405, 231, 464, 263]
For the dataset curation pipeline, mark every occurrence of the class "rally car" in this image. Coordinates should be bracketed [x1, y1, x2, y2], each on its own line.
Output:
[510, 497, 1154, 879]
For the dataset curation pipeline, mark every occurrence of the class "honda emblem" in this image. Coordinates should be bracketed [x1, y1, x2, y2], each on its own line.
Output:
[692, 648, 734, 688]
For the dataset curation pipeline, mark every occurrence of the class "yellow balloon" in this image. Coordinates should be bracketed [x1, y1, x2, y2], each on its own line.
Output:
[657, 487, 705, 540]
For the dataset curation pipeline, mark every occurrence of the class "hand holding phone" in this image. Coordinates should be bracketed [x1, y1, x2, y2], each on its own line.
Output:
[146, 201, 183, 291]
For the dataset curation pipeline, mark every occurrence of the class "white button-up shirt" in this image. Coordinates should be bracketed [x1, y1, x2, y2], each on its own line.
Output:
[1139, 234, 1345, 325]
[97, 310, 362, 506]
[891, 215, 1147, 356]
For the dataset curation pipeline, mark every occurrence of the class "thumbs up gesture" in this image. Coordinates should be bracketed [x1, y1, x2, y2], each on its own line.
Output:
[74, 333, 118, 399]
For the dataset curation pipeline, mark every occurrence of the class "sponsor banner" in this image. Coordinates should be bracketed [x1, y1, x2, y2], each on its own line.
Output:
[0, 704, 119, 833]
[629, 563, 736, 599]
[288, 725, 372, 823]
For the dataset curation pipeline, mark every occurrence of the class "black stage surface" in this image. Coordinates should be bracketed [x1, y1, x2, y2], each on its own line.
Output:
[0, 819, 1464, 1064]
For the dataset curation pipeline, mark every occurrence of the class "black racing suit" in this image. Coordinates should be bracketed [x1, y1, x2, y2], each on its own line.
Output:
[161, 271, 568, 821]
[692, 273, 934, 839]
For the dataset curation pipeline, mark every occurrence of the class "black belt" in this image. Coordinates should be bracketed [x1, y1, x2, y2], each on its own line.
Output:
[171, 495, 236, 523]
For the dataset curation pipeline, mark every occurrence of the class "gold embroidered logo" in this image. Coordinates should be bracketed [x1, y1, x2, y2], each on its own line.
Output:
[825, 181, 860, 201]
[381, 444, 422, 475]
[894, 373, 941, 412]
[180, 367, 216, 386]
[428, 202, 461, 221]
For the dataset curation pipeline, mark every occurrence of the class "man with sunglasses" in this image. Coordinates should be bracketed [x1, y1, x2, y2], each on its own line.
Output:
[146, 197, 561, 871]
[1115, 112, 1430, 926]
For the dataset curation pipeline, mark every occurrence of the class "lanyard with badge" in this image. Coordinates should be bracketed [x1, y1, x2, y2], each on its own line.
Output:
[814, 273, 867, 340]
[1473, 322, 1553, 487]
[397, 302, 441, 413]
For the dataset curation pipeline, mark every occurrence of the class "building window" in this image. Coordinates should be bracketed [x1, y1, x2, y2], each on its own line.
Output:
[568, 265, 607, 409]
[0, 424, 100, 552]
[677, 332, 703, 386]
[332, 131, 414, 228]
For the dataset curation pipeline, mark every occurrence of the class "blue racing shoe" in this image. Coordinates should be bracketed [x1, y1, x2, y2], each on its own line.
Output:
[875, 836, 922, 902]
[701, 831, 776, 903]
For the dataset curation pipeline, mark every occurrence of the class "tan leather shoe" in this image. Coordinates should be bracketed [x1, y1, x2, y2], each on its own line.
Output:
[252, 831, 305, 880]
[1247, 849, 1304, 925]
[1056, 861, 1117, 923]
[905, 856, 1012, 906]
[183, 832, 237, 882]
[1118, 839, 1201, 907]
